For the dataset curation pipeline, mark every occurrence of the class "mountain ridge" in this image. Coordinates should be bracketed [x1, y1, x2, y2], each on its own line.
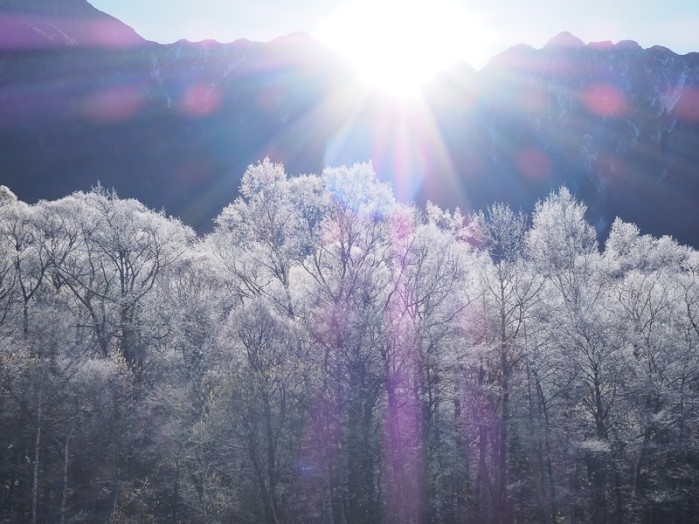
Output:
[0, 0, 144, 48]
[2, 0, 699, 245]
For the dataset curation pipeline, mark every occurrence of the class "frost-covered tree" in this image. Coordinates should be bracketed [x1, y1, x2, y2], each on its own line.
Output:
[528, 190, 628, 523]
[1, 172, 699, 523]
[48, 187, 193, 372]
[465, 204, 543, 523]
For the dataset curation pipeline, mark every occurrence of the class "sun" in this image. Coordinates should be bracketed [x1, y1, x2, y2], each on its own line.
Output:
[317, 0, 491, 98]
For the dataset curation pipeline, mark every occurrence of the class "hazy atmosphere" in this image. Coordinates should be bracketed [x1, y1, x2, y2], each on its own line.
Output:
[2, 0, 699, 523]
[90, 0, 699, 66]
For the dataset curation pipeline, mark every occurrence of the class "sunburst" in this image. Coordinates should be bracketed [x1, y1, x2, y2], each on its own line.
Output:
[317, 0, 493, 98]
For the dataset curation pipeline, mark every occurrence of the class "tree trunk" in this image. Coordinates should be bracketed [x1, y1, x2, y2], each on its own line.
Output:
[498, 363, 510, 524]
[31, 381, 43, 524]
[60, 429, 73, 524]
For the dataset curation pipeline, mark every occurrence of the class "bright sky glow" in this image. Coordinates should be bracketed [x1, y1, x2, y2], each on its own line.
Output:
[90, 0, 699, 71]
[316, 0, 496, 97]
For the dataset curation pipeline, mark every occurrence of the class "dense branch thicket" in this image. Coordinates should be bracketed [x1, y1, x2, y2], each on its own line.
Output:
[1, 162, 698, 523]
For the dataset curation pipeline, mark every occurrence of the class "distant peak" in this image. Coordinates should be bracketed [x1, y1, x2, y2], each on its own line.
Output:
[616, 39, 642, 51]
[544, 32, 585, 49]
[585, 38, 644, 54]
[484, 43, 535, 70]
[0, 0, 145, 48]
[2, 0, 116, 19]
[588, 40, 615, 50]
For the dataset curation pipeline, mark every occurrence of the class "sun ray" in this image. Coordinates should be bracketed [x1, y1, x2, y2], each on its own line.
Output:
[317, 0, 495, 98]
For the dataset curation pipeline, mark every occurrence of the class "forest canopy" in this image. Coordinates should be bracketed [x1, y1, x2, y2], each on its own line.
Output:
[1, 161, 698, 523]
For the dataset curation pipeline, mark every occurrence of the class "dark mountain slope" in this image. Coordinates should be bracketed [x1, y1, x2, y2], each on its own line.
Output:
[2, 1, 699, 245]
[467, 33, 699, 242]
[0, 2, 352, 227]
[0, 0, 144, 48]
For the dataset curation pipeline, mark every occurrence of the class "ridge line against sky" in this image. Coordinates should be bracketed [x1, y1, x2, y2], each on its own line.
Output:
[88, 0, 699, 69]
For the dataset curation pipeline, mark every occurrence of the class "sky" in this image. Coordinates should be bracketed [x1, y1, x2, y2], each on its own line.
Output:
[89, 0, 699, 69]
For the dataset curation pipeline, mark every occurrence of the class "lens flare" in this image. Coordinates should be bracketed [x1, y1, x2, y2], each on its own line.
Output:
[317, 0, 495, 98]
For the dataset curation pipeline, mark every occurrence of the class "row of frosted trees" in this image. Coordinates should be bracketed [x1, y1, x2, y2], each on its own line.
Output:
[1, 161, 698, 523]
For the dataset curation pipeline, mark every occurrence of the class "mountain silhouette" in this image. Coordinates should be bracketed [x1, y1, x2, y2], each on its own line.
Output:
[2, 1, 699, 246]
